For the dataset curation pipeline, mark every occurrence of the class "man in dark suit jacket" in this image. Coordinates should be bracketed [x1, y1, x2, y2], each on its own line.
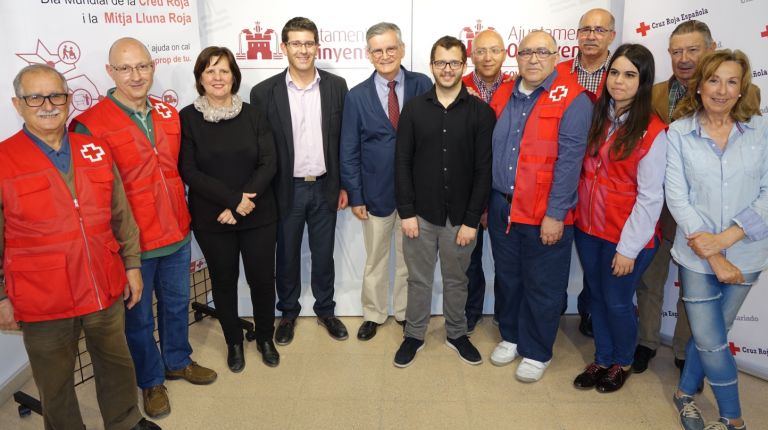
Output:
[250, 17, 349, 345]
[340, 22, 432, 341]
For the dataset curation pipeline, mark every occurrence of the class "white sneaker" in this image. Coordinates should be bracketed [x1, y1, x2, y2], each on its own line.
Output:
[490, 341, 518, 366]
[515, 358, 551, 382]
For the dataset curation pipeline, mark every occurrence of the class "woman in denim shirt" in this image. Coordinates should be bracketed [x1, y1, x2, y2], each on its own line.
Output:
[666, 49, 767, 430]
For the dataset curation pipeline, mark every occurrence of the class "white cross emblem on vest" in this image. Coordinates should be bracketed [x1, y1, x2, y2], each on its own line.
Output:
[154, 102, 172, 119]
[80, 143, 105, 163]
[548, 85, 568, 102]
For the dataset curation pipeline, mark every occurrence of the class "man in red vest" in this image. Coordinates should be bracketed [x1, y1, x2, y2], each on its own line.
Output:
[71, 37, 216, 419]
[461, 29, 514, 332]
[488, 31, 592, 382]
[555, 8, 616, 338]
[0, 64, 159, 429]
[556, 8, 615, 99]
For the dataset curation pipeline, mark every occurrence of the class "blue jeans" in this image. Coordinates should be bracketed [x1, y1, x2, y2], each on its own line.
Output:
[125, 242, 193, 389]
[464, 226, 500, 321]
[574, 229, 657, 366]
[678, 267, 758, 419]
[488, 191, 572, 362]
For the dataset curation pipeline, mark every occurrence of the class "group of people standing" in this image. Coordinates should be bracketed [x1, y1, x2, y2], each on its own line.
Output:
[0, 8, 765, 430]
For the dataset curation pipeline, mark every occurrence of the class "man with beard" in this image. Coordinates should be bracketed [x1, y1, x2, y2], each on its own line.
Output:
[393, 36, 494, 367]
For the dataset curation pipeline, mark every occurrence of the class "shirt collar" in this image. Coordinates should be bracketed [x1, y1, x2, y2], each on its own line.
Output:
[472, 71, 503, 90]
[374, 67, 405, 87]
[107, 88, 152, 117]
[23, 124, 70, 155]
[286, 68, 321, 90]
[514, 70, 557, 97]
[425, 84, 469, 107]
[573, 51, 612, 73]
[686, 111, 749, 137]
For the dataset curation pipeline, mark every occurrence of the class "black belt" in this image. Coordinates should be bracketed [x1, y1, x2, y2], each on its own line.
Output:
[293, 173, 327, 182]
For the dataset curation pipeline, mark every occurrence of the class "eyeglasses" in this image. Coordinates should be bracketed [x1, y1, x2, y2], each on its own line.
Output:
[668, 46, 703, 58]
[517, 48, 557, 60]
[473, 47, 505, 56]
[285, 41, 318, 50]
[431, 60, 464, 70]
[577, 26, 614, 36]
[19, 93, 69, 107]
[110, 63, 155, 75]
[368, 46, 400, 59]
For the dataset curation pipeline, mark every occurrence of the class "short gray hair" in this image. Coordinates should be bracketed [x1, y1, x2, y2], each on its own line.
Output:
[366, 22, 403, 47]
[13, 64, 69, 97]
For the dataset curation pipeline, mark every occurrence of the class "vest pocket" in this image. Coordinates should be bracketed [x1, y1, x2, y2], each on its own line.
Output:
[533, 170, 554, 220]
[130, 191, 165, 244]
[604, 190, 634, 237]
[107, 131, 142, 168]
[85, 167, 114, 208]
[6, 253, 74, 316]
[12, 175, 55, 221]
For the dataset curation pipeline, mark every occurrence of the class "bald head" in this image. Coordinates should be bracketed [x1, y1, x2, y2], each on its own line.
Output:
[576, 8, 616, 65]
[579, 8, 615, 30]
[471, 30, 506, 84]
[108, 37, 151, 64]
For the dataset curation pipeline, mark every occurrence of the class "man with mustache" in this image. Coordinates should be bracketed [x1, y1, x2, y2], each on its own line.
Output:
[488, 31, 592, 381]
[556, 8, 616, 338]
[393, 36, 494, 367]
[0, 64, 159, 429]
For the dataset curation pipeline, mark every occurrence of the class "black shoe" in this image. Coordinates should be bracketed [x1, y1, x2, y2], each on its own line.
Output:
[675, 357, 685, 373]
[275, 318, 296, 346]
[227, 343, 245, 373]
[394, 337, 424, 368]
[596, 364, 630, 393]
[631, 345, 657, 374]
[578, 313, 593, 337]
[573, 363, 609, 389]
[131, 418, 161, 430]
[356, 321, 379, 341]
[257, 339, 280, 367]
[466, 315, 482, 335]
[446, 335, 482, 365]
[318, 316, 348, 340]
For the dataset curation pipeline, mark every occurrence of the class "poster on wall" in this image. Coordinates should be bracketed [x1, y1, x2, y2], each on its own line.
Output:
[623, 0, 768, 379]
[0, 0, 205, 271]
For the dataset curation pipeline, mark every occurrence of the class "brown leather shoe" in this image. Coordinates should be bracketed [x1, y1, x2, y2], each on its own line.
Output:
[165, 361, 217, 385]
[142, 385, 170, 418]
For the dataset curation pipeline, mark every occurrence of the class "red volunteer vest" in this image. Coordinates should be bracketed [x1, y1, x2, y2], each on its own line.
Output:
[509, 73, 585, 226]
[71, 97, 190, 252]
[462, 73, 515, 118]
[556, 59, 606, 99]
[0, 132, 127, 322]
[574, 114, 667, 247]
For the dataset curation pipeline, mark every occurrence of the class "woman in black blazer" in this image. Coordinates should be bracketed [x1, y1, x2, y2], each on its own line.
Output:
[179, 46, 278, 372]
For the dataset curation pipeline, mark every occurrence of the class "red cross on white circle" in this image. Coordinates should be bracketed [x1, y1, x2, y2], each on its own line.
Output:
[80, 143, 105, 163]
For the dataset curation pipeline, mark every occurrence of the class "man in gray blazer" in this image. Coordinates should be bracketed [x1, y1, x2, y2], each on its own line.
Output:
[250, 17, 349, 345]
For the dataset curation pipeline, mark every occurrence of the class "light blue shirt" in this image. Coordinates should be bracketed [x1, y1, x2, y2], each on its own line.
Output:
[373, 68, 404, 118]
[665, 113, 768, 274]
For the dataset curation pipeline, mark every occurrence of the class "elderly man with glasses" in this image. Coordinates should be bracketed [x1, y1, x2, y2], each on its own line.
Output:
[71, 37, 217, 420]
[487, 30, 592, 382]
[393, 36, 494, 368]
[340, 22, 432, 341]
[0, 64, 160, 430]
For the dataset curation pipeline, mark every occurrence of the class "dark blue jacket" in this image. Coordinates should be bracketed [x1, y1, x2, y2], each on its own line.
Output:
[340, 67, 432, 217]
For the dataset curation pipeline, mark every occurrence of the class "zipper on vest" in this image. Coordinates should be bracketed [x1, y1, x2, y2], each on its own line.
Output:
[587, 159, 602, 234]
[74, 198, 104, 309]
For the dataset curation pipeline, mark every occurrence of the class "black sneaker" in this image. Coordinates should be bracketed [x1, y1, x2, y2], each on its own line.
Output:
[394, 337, 424, 368]
[578, 313, 593, 337]
[446, 335, 483, 365]
[631, 345, 657, 373]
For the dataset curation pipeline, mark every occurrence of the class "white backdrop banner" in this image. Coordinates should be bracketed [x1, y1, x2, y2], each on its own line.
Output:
[0, 0, 206, 272]
[622, 0, 768, 379]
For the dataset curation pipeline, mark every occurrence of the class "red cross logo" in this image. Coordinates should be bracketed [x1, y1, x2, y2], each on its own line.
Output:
[729, 342, 741, 356]
[80, 143, 105, 163]
[189, 259, 207, 273]
[549, 85, 568, 102]
[636, 22, 651, 37]
[761, 25, 768, 38]
[153, 102, 173, 119]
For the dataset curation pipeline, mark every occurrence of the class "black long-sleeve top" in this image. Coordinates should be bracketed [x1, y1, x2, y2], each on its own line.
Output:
[179, 102, 277, 232]
[395, 85, 495, 228]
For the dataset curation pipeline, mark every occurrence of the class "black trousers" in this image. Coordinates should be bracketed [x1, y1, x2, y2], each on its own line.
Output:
[194, 222, 277, 344]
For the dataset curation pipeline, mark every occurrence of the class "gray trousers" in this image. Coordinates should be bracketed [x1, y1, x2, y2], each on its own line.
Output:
[636, 237, 691, 359]
[403, 217, 474, 340]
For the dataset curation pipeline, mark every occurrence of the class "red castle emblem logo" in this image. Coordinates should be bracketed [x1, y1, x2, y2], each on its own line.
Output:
[459, 19, 497, 59]
[237, 21, 282, 61]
